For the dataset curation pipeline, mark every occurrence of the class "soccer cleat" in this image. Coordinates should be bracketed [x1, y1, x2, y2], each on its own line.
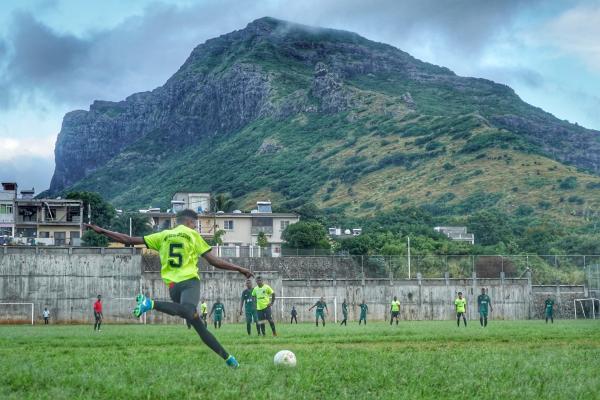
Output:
[133, 294, 153, 317]
[225, 355, 239, 369]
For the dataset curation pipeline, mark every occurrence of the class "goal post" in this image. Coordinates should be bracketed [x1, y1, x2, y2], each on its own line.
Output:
[574, 298, 599, 319]
[0, 303, 34, 325]
[278, 296, 338, 323]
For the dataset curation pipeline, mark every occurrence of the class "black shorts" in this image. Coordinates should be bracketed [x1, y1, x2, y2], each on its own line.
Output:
[169, 278, 200, 307]
[94, 312, 102, 321]
[257, 307, 273, 321]
[391, 311, 399, 318]
[457, 312, 466, 318]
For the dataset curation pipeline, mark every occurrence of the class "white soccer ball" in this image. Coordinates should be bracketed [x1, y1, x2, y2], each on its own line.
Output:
[274, 350, 297, 367]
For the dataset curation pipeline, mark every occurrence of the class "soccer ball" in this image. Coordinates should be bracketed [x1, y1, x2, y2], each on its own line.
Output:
[274, 350, 297, 367]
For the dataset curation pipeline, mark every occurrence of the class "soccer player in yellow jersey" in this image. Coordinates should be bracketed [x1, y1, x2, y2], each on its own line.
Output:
[86, 209, 252, 368]
[390, 296, 400, 325]
[200, 299, 208, 326]
[252, 276, 277, 336]
[454, 291, 467, 327]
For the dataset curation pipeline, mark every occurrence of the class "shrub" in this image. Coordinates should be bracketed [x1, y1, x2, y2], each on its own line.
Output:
[559, 176, 578, 190]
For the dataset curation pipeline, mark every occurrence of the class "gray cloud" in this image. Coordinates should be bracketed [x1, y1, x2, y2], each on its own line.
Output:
[0, 156, 54, 193]
[0, 0, 546, 109]
[477, 66, 545, 89]
[8, 12, 88, 88]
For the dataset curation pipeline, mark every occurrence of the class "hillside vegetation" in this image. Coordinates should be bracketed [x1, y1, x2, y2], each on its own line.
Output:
[46, 18, 600, 276]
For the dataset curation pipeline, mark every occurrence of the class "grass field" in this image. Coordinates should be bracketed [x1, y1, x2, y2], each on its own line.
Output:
[1, 320, 598, 399]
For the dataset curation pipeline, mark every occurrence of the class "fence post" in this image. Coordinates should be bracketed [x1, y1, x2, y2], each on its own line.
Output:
[361, 256, 365, 286]
[526, 269, 532, 320]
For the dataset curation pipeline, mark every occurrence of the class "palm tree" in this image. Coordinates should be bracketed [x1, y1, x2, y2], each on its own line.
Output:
[212, 193, 235, 213]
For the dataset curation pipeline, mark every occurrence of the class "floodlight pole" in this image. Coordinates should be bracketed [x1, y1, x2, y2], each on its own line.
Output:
[407, 236, 411, 280]
[334, 297, 337, 323]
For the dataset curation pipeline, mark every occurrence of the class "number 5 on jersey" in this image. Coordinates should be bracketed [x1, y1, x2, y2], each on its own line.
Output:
[168, 243, 183, 267]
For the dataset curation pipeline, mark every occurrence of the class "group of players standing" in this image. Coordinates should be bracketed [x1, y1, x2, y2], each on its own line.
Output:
[84, 209, 559, 370]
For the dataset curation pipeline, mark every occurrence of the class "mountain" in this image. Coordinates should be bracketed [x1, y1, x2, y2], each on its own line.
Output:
[45, 17, 600, 229]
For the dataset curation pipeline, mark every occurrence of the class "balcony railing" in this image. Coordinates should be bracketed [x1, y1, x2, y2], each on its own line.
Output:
[16, 216, 82, 225]
[0, 215, 14, 223]
[251, 226, 273, 235]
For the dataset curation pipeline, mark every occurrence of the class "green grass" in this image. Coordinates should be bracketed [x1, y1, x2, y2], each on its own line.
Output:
[1, 321, 598, 399]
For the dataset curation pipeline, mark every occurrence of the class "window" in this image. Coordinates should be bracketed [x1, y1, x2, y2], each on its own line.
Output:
[39, 232, 50, 238]
[224, 220, 234, 230]
[280, 220, 290, 231]
[0, 204, 13, 214]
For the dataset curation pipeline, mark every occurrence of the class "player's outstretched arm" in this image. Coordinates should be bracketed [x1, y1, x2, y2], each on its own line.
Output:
[202, 251, 253, 278]
[85, 224, 145, 246]
[308, 303, 315, 311]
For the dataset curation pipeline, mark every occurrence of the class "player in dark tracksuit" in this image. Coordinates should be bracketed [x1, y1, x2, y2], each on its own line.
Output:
[340, 299, 348, 326]
[240, 279, 260, 335]
[290, 306, 298, 324]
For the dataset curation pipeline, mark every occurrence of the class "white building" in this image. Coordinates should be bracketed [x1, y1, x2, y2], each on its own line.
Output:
[145, 198, 300, 257]
[171, 191, 211, 213]
[0, 182, 17, 241]
[434, 226, 475, 245]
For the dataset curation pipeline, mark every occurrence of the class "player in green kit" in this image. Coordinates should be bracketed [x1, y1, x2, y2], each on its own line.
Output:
[85, 209, 253, 368]
[454, 292, 467, 327]
[240, 279, 259, 335]
[390, 296, 400, 325]
[477, 288, 493, 327]
[210, 299, 225, 329]
[340, 299, 348, 326]
[544, 297, 555, 323]
[252, 276, 277, 336]
[359, 300, 368, 325]
[308, 296, 328, 327]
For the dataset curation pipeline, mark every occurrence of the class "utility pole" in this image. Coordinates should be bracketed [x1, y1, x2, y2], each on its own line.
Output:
[87, 203, 91, 224]
[407, 236, 411, 280]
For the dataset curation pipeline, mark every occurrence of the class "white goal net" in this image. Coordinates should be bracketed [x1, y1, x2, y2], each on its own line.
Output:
[0, 303, 34, 325]
[574, 298, 600, 319]
[278, 296, 338, 323]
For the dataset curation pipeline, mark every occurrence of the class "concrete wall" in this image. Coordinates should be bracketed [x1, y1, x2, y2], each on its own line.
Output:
[0, 251, 586, 324]
[277, 277, 531, 323]
[0, 251, 141, 324]
[532, 285, 587, 319]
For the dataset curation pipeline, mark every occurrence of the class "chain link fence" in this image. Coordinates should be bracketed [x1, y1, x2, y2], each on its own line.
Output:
[136, 250, 599, 285]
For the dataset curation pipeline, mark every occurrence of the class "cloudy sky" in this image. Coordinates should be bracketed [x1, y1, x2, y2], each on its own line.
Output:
[1, 0, 599, 192]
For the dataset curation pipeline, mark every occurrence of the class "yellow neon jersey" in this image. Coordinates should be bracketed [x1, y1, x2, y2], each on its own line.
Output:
[143, 225, 211, 284]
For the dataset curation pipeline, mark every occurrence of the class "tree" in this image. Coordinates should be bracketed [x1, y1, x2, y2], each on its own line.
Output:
[257, 231, 269, 248]
[212, 194, 235, 212]
[111, 212, 153, 237]
[467, 209, 514, 247]
[206, 229, 225, 246]
[66, 191, 115, 226]
[67, 192, 116, 247]
[282, 221, 330, 249]
[81, 230, 109, 247]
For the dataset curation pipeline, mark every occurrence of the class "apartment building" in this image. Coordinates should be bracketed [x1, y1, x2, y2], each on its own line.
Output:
[146, 195, 299, 257]
[13, 189, 83, 246]
[0, 182, 17, 240]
